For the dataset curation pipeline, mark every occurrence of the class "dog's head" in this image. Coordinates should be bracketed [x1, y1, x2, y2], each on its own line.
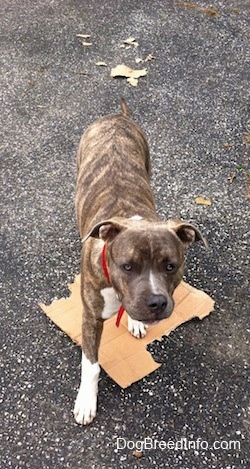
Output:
[83, 217, 207, 324]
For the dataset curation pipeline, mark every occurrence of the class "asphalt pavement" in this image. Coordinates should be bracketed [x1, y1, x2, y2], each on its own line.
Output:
[1, 0, 249, 467]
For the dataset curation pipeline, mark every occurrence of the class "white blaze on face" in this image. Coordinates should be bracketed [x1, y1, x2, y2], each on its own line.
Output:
[149, 270, 160, 294]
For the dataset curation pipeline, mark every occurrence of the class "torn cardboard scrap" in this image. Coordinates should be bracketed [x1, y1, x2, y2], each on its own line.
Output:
[39, 275, 214, 388]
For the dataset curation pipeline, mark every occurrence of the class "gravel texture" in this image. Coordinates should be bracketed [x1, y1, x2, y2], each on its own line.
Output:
[1, 0, 249, 467]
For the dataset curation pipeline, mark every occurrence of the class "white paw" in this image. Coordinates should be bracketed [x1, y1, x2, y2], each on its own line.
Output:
[127, 316, 148, 338]
[74, 384, 97, 425]
[74, 352, 100, 425]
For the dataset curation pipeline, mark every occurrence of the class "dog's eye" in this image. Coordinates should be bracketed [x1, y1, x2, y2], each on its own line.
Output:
[123, 263, 132, 272]
[166, 263, 175, 272]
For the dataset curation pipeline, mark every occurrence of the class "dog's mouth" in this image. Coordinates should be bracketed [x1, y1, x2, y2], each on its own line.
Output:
[139, 319, 160, 326]
[142, 319, 160, 326]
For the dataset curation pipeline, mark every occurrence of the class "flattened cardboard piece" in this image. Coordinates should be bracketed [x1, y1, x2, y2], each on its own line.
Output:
[39, 275, 214, 388]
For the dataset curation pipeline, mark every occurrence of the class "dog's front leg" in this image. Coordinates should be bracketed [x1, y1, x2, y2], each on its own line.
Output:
[127, 315, 148, 338]
[74, 316, 103, 425]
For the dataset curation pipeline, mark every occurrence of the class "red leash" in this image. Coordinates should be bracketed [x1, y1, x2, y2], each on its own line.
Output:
[115, 306, 125, 328]
[101, 244, 125, 327]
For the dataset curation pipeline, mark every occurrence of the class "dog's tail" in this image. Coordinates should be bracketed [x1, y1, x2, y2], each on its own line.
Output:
[120, 98, 130, 118]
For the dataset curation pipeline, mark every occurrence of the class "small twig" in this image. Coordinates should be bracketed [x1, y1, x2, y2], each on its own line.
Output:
[73, 71, 90, 76]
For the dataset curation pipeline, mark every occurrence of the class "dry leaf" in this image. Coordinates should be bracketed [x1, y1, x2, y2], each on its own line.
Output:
[133, 450, 143, 458]
[176, 3, 219, 16]
[135, 55, 155, 65]
[144, 53, 155, 62]
[120, 37, 139, 48]
[124, 36, 136, 43]
[195, 197, 212, 206]
[228, 172, 237, 184]
[76, 34, 91, 38]
[231, 8, 240, 14]
[123, 37, 139, 47]
[111, 64, 147, 79]
[95, 61, 108, 67]
[176, 2, 197, 9]
[111, 64, 147, 86]
[130, 68, 147, 78]
[246, 175, 250, 200]
[202, 8, 219, 16]
[111, 64, 134, 78]
[82, 41, 92, 46]
[127, 77, 138, 87]
[243, 132, 250, 144]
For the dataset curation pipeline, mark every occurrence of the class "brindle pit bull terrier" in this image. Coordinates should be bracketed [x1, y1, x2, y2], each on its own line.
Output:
[74, 99, 206, 425]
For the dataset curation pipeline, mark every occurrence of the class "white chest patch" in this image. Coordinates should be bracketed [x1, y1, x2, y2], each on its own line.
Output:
[100, 287, 121, 319]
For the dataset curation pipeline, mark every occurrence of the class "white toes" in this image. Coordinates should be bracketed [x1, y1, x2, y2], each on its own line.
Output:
[74, 352, 100, 425]
[127, 316, 148, 338]
[74, 385, 97, 425]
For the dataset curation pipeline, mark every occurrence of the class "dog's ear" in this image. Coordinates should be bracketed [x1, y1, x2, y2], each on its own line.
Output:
[82, 218, 127, 243]
[167, 220, 208, 249]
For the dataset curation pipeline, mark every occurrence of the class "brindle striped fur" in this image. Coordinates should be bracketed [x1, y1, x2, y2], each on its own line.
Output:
[76, 99, 157, 239]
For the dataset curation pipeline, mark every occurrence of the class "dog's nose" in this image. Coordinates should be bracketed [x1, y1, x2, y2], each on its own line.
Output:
[147, 294, 168, 314]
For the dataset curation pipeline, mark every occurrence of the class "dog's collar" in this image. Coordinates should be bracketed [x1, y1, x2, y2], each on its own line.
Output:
[101, 244, 111, 283]
[101, 244, 125, 327]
